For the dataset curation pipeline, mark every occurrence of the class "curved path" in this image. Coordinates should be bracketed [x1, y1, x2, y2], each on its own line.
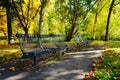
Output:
[0, 47, 105, 80]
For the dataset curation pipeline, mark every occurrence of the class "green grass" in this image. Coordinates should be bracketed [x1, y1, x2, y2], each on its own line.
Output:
[92, 52, 120, 80]
[91, 40, 120, 79]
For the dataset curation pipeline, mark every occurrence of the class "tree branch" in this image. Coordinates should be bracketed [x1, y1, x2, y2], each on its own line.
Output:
[12, 0, 25, 29]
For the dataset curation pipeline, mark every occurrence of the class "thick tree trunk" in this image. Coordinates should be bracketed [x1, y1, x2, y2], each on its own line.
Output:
[104, 0, 115, 41]
[23, 27, 29, 35]
[65, 23, 76, 41]
[6, 1, 13, 44]
[65, 0, 77, 41]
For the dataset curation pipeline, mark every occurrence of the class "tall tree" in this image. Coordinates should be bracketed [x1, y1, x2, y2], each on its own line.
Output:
[38, 0, 48, 48]
[92, 0, 107, 40]
[6, 0, 13, 44]
[39, 0, 48, 34]
[0, 0, 13, 44]
[104, 0, 115, 41]
[55, 0, 98, 41]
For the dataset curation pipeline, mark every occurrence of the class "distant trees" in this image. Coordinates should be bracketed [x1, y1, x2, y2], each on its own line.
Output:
[92, 0, 107, 40]
[86, 0, 120, 40]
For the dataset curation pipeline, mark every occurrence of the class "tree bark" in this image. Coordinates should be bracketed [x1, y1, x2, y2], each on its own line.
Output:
[104, 0, 115, 41]
[38, 0, 46, 48]
[93, 12, 98, 40]
[65, 0, 77, 41]
[6, 0, 13, 44]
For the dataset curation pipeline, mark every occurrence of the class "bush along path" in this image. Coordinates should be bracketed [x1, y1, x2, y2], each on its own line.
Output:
[86, 50, 120, 80]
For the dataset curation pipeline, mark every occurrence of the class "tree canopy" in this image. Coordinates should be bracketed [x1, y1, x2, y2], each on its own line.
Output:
[0, 0, 120, 44]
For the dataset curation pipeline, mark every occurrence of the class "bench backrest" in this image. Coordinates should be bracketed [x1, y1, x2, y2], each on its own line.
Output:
[16, 34, 39, 52]
[16, 34, 64, 52]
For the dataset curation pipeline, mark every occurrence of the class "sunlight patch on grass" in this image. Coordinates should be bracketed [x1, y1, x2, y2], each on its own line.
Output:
[0, 49, 20, 56]
[0, 40, 7, 45]
[0, 48, 21, 63]
[107, 48, 120, 53]
[91, 40, 120, 48]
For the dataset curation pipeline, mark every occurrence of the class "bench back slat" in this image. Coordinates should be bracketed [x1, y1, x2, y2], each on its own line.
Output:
[16, 34, 65, 52]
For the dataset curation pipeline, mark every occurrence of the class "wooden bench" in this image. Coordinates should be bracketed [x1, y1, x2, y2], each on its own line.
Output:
[16, 34, 68, 66]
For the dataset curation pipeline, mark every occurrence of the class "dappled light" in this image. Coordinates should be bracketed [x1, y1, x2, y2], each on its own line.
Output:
[1, 0, 120, 80]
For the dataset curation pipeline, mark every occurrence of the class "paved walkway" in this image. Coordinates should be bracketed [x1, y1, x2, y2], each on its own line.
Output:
[0, 47, 105, 80]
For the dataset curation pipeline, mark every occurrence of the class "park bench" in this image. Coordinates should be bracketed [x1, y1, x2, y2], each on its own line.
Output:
[73, 34, 90, 50]
[16, 34, 68, 66]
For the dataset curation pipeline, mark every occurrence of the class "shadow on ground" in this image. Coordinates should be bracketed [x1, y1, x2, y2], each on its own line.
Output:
[0, 46, 105, 80]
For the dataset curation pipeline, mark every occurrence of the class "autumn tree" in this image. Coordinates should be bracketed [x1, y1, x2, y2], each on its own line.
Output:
[55, 0, 98, 41]
[12, 0, 41, 35]
[0, 7, 7, 37]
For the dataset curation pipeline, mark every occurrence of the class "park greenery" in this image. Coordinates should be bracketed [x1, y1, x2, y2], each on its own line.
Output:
[0, 0, 120, 79]
[0, 0, 120, 44]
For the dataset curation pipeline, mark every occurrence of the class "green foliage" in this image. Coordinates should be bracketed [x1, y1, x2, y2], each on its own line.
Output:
[1, 0, 120, 42]
[42, 36, 65, 43]
[92, 52, 120, 80]
[85, 0, 120, 40]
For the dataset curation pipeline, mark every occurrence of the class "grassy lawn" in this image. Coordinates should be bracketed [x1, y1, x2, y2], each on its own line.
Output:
[91, 40, 120, 79]
[0, 44, 22, 64]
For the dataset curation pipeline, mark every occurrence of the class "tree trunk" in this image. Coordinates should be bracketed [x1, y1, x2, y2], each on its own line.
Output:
[39, 6, 44, 35]
[65, 23, 76, 41]
[65, 0, 77, 41]
[6, 1, 13, 44]
[38, 1, 45, 49]
[104, 0, 115, 41]
[23, 27, 29, 35]
[93, 12, 98, 40]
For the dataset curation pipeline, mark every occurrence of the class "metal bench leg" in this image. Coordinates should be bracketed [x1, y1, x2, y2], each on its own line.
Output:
[22, 53, 27, 59]
[33, 53, 37, 66]
[61, 52, 64, 55]
[77, 43, 80, 50]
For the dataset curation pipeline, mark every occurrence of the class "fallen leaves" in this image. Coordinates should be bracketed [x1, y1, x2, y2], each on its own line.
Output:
[84, 71, 94, 80]
[9, 66, 15, 71]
